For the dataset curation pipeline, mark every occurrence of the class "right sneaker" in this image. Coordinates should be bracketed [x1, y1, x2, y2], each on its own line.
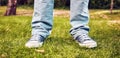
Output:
[75, 33, 97, 48]
[25, 35, 44, 48]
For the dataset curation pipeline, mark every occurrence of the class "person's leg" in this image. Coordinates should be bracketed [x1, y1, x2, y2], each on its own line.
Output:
[25, 0, 54, 48]
[70, 0, 97, 48]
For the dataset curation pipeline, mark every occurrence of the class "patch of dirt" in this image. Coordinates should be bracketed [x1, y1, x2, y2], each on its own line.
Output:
[16, 9, 33, 16]
[107, 20, 120, 25]
[53, 10, 70, 17]
[16, 9, 70, 17]
[91, 10, 120, 15]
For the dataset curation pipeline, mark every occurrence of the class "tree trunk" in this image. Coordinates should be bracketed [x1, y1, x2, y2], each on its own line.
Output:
[110, 0, 114, 14]
[4, 0, 17, 16]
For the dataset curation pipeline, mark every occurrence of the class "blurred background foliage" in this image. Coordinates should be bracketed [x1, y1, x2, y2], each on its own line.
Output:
[0, 0, 120, 9]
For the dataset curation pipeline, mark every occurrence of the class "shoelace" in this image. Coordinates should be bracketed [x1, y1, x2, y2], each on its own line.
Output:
[76, 33, 91, 43]
[30, 35, 42, 41]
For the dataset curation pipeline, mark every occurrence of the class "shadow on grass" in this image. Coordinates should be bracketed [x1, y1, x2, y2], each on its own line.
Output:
[44, 36, 99, 50]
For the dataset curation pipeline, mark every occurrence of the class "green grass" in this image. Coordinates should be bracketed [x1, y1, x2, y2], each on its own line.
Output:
[0, 16, 120, 58]
[0, 6, 120, 58]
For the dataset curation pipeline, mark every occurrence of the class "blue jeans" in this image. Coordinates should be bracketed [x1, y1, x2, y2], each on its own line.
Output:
[32, 0, 90, 39]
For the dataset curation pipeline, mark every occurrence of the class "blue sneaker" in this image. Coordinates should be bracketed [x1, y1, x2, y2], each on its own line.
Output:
[75, 33, 97, 48]
[25, 35, 44, 48]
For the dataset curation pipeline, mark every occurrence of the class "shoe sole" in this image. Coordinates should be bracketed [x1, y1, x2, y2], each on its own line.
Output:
[25, 41, 43, 48]
[76, 41, 97, 48]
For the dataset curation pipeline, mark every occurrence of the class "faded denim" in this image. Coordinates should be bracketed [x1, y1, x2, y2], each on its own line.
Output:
[32, 0, 90, 39]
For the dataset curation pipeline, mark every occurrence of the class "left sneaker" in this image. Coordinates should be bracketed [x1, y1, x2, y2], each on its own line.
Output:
[25, 35, 44, 48]
[75, 33, 97, 48]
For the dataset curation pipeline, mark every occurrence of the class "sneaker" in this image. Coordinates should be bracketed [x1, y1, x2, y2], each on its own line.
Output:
[25, 35, 44, 48]
[75, 33, 97, 48]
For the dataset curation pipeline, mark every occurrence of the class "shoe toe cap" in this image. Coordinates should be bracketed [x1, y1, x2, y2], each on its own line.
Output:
[25, 41, 43, 48]
[79, 40, 97, 48]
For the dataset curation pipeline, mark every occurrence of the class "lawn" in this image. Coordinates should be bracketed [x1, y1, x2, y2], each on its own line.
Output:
[0, 6, 120, 58]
